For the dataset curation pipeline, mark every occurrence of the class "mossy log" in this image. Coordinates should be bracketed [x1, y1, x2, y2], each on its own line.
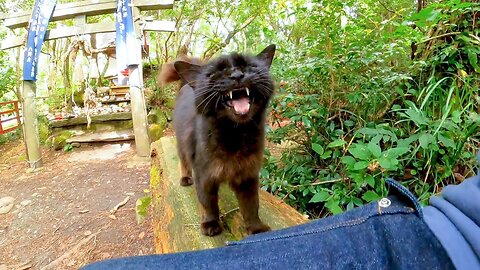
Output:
[49, 112, 132, 128]
[150, 136, 308, 254]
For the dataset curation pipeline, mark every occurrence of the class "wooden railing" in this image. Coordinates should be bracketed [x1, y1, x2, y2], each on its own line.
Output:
[0, 100, 21, 135]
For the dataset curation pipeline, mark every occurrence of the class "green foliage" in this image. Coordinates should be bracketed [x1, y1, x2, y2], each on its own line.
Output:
[0, 49, 16, 100]
[0, 128, 22, 145]
[135, 195, 152, 224]
[51, 131, 73, 151]
[37, 115, 51, 145]
[3, 0, 477, 220]
[63, 143, 73, 152]
[145, 77, 176, 111]
[261, 0, 480, 217]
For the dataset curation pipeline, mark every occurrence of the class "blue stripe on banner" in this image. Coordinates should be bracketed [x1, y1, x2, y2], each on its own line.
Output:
[22, 0, 57, 81]
[115, 0, 140, 71]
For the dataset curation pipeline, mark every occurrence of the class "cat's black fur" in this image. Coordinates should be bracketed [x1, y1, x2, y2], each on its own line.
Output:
[162, 45, 276, 236]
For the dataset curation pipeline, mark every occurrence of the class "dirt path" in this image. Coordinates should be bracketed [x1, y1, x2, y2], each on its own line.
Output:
[0, 140, 155, 269]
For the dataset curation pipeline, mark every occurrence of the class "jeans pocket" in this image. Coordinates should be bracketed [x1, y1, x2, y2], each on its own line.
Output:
[386, 178, 423, 217]
[228, 194, 416, 246]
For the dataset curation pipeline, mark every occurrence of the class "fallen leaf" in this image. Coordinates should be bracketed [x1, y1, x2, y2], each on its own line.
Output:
[110, 196, 130, 214]
[0, 197, 15, 214]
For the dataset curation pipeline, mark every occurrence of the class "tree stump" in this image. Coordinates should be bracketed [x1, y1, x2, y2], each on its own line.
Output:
[150, 136, 308, 253]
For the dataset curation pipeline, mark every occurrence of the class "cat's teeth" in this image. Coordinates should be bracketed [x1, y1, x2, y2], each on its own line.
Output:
[246, 88, 250, 96]
[229, 91, 233, 99]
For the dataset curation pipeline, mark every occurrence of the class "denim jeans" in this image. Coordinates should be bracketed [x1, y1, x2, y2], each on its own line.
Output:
[83, 179, 454, 270]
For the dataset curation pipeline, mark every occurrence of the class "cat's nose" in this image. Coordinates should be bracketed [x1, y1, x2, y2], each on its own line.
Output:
[230, 70, 244, 81]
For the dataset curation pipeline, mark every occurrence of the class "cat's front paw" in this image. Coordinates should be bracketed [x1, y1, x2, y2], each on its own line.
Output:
[247, 222, 271, 235]
[201, 220, 223, 236]
[180, 177, 193, 186]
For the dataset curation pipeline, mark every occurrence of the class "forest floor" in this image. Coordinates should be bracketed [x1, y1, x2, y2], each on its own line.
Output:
[0, 139, 155, 269]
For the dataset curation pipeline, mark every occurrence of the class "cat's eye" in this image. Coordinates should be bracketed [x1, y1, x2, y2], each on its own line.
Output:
[217, 62, 228, 71]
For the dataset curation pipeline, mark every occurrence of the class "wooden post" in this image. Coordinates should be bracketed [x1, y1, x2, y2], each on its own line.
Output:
[22, 81, 43, 168]
[128, 6, 151, 157]
[129, 66, 151, 156]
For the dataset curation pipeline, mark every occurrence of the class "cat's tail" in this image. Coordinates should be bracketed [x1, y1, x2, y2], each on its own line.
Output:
[158, 61, 180, 85]
[158, 56, 203, 86]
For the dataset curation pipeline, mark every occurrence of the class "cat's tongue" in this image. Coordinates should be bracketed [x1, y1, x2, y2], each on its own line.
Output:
[231, 97, 250, 115]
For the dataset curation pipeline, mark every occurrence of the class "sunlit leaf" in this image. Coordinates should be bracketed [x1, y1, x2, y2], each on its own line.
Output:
[348, 144, 371, 161]
[309, 190, 330, 203]
[135, 196, 152, 225]
[362, 191, 380, 202]
[312, 143, 324, 155]
[327, 139, 346, 148]
[368, 141, 382, 158]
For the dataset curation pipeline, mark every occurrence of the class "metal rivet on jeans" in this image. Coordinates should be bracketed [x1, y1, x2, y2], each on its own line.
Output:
[379, 198, 391, 208]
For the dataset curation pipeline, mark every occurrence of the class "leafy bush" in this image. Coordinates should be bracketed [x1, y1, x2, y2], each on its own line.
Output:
[0, 128, 22, 145]
[262, 0, 480, 217]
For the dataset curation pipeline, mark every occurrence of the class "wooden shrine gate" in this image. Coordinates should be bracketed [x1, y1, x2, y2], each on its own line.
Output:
[0, 0, 176, 168]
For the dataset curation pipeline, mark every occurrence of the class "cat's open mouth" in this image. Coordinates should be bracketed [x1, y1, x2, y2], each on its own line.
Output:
[224, 87, 251, 115]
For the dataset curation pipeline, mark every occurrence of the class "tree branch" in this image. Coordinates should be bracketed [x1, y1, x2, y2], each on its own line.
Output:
[203, 13, 259, 59]
[378, 0, 402, 18]
[417, 31, 461, 44]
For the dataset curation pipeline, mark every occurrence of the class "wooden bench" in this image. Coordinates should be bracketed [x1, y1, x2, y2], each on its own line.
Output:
[150, 136, 308, 253]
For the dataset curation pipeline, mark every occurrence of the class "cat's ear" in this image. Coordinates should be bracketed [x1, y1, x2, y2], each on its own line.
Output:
[256, 44, 276, 69]
[174, 61, 202, 83]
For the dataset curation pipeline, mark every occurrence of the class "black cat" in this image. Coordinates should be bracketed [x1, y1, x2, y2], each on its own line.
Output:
[161, 45, 276, 236]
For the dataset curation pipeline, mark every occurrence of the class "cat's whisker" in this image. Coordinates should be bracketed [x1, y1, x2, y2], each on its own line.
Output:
[192, 84, 214, 93]
[201, 93, 218, 115]
[196, 92, 217, 110]
[195, 94, 215, 110]
[194, 89, 214, 97]
[214, 95, 221, 110]
[257, 86, 274, 96]
[194, 87, 217, 98]
[255, 81, 272, 87]
[253, 84, 273, 99]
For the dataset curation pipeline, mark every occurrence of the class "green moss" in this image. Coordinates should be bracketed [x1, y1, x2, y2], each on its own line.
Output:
[90, 121, 133, 132]
[150, 166, 160, 187]
[164, 97, 175, 110]
[147, 112, 159, 125]
[149, 124, 164, 143]
[148, 109, 171, 128]
[113, 120, 134, 130]
[73, 85, 84, 105]
[52, 136, 67, 151]
[37, 115, 51, 145]
[51, 130, 73, 151]
[147, 108, 162, 125]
